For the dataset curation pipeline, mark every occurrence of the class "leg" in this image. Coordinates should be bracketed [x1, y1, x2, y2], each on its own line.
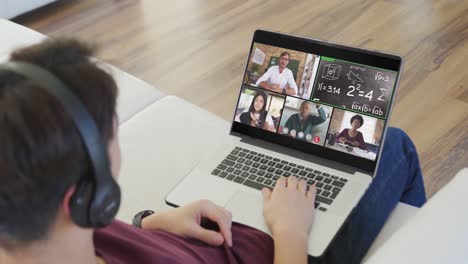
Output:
[310, 127, 427, 264]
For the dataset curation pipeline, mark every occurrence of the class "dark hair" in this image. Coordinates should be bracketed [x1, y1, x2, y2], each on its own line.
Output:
[239, 91, 268, 128]
[249, 91, 268, 114]
[280, 51, 291, 60]
[0, 38, 118, 249]
[300, 100, 311, 108]
[350, 114, 364, 128]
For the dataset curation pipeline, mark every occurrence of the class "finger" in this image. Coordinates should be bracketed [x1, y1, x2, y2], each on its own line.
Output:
[274, 177, 287, 191]
[307, 184, 317, 201]
[288, 176, 298, 189]
[250, 112, 257, 120]
[220, 207, 232, 224]
[298, 179, 307, 193]
[222, 208, 232, 219]
[191, 224, 225, 246]
[201, 203, 233, 247]
[262, 187, 272, 201]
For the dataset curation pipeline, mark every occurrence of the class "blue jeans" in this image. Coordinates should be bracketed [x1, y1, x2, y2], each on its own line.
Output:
[310, 127, 427, 264]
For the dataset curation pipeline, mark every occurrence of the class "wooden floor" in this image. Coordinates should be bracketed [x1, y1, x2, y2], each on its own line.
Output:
[14, 0, 468, 198]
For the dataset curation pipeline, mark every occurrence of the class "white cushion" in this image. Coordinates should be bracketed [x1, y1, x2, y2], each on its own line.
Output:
[116, 96, 232, 221]
[0, 18, 165, 123]
[0, 18, 46, 56]
[365, 168, 468, 263]
[0, 1, 57, 19]
[106, 64, 165, 124]
[363, 202, 418, 262]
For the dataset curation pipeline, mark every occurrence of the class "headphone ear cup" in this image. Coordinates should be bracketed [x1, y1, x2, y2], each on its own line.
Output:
[90, 180, 121, 227]
[69, 176, 94, 228]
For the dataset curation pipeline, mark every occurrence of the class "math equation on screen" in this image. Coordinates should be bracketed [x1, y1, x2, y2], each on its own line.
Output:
[311, 57, 397, 119]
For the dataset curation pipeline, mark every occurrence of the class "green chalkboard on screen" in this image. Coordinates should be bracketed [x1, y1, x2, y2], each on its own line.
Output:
[310, 57, 397, 119]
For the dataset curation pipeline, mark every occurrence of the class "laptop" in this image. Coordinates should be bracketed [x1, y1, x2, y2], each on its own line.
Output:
[166, 29, 403, 257]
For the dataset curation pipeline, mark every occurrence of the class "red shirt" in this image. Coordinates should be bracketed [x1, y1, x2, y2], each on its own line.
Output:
[336, 129, 368, 150]
[94, 220, 274, 263]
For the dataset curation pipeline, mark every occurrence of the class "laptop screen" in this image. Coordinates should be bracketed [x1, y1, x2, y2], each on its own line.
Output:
[231, 30, 402, 174]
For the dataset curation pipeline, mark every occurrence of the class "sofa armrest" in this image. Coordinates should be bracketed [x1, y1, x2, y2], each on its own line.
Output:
[363, 202, 419, 262]
[365, 168, 468, 263]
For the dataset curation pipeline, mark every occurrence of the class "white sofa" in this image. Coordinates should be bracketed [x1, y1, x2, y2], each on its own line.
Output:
[1, 19, 466, 263]
[0, 0, 58, 19]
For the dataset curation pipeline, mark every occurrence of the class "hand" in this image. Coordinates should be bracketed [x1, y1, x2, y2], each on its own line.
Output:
[285, 87, 296, 96]
[262, 176, 317, 239]
[351, 141, 360, 147]
[142, 200, 233, 247]
[271, 83, 282, 93]
[339, 137, 346, 143]
[250, 112, 259, 122]
[250, 112, 261, 127]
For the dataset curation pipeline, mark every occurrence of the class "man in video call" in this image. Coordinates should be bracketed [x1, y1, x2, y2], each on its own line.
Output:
[256, 51, 298, 96]
[284, 101, 326, 140]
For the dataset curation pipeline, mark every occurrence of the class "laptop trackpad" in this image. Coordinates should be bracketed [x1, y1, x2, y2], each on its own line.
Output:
[225, 191, 270, 235]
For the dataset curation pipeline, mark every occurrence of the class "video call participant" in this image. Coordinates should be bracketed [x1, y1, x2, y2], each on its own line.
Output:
[337, 114, 368, 150]
[256, 51, 298, 96]
[284, 101, 326, 140]
[239, 91, 276, 132]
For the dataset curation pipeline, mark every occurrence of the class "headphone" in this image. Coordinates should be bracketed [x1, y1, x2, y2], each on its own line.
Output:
[0, 61, 121, 228]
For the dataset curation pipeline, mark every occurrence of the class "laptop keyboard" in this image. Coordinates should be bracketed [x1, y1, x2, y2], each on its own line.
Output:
[211, 147, 348, 212]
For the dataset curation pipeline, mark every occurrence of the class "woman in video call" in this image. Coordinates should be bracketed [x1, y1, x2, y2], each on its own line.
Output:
[336, 114, 368, 150]
[239, 90, 277, 132]
[0, 39, 426, 264]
